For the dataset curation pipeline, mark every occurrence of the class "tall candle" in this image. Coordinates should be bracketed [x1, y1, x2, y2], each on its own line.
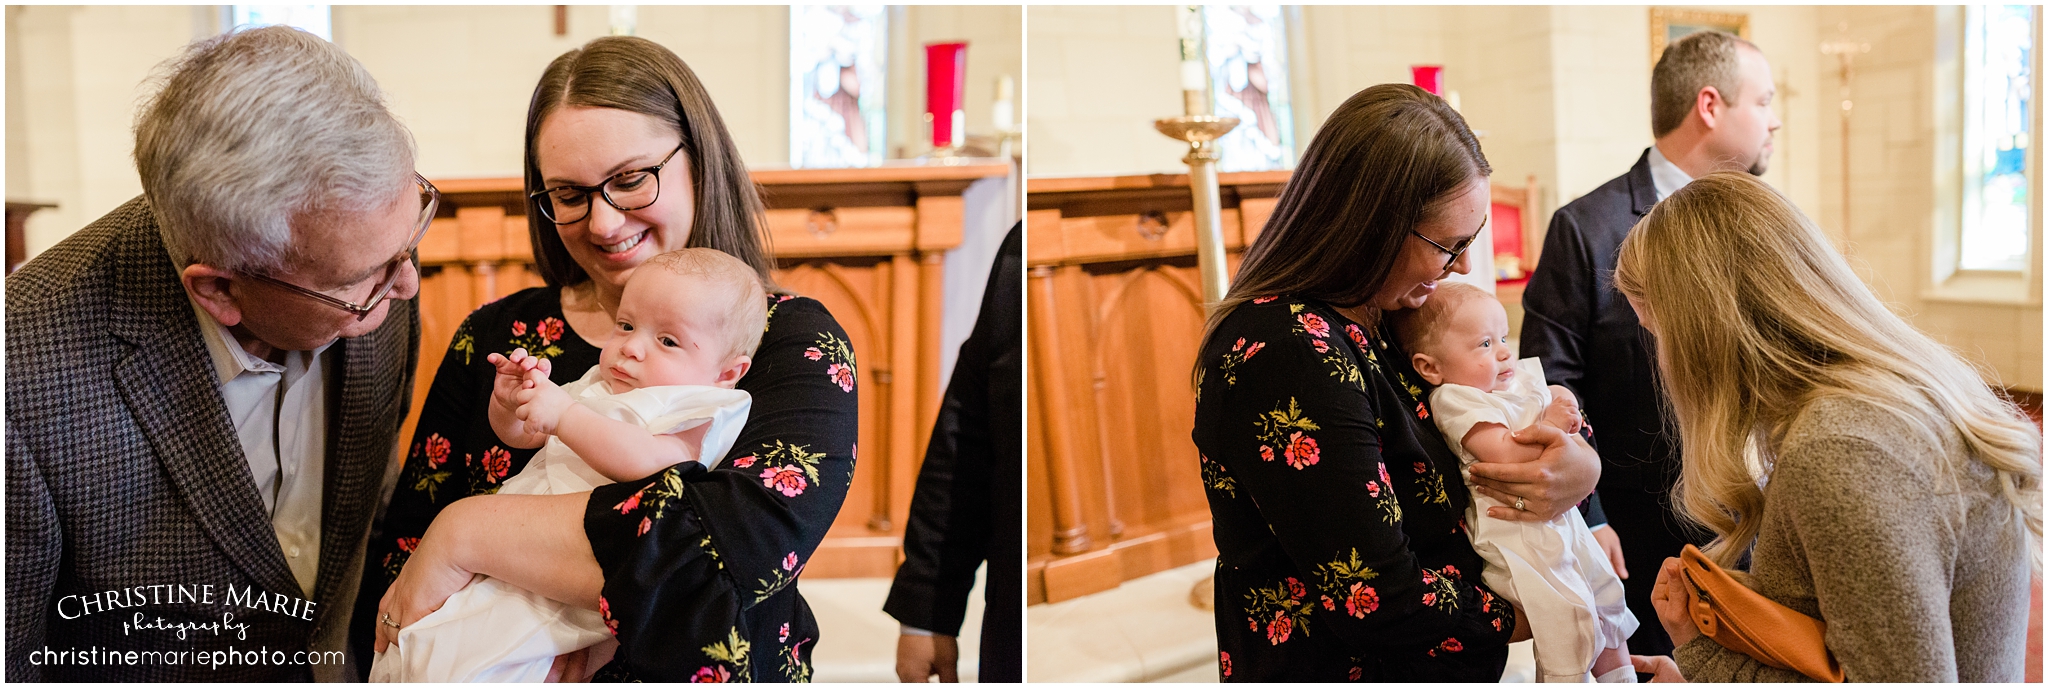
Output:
[925, 42, 968, 148]
[993, 74, 1015, 132]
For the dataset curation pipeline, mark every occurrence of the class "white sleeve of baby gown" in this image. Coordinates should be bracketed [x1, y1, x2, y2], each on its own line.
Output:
[579, 386, 754, 470]
[1428, 384, 1511, 456]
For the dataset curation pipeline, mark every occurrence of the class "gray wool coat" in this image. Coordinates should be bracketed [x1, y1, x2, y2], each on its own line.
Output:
[5, 196, 419, 681]
[1673, 395, 2032, 682]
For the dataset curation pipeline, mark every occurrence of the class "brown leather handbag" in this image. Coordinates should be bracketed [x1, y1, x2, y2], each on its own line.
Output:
[1678, 544, 1846, 682]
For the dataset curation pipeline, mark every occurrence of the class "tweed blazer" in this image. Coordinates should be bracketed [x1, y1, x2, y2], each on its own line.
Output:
[5, 196, 419, 681]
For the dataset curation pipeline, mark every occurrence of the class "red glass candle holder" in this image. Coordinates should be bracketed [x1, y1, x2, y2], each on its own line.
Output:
[1411, 65, 1444, 96]
[925, 42, 968, 149]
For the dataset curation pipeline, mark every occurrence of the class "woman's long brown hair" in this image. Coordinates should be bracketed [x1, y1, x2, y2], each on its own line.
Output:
[522, 36, 778, 291]
[1199, 83, 1489, 357]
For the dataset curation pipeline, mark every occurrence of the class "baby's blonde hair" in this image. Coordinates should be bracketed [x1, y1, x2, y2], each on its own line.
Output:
[1389, 281, 1496, 357]
[1613, 172, 2042, 569]
[641, 247, 769, 360]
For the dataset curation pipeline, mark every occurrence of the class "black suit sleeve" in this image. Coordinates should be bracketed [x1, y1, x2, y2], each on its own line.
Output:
[1519, 209, 1594, 398]
[5, 416, 57, 682]
[883, 224, 1021, 637]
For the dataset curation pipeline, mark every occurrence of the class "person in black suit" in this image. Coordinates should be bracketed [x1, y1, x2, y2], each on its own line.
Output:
[883, 223, 1021, 682]
[1519, 29, 1781, 658]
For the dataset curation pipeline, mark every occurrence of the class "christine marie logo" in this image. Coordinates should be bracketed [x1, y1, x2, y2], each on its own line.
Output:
[56, 583, 318, 640]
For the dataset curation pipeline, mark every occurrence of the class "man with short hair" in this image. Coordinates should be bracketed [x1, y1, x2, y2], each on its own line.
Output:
[6, 26, 425, 680]
[1519, 29, 1782, 658]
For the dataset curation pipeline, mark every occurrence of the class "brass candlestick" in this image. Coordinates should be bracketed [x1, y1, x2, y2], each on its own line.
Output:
[1154, 115, 1240, 304]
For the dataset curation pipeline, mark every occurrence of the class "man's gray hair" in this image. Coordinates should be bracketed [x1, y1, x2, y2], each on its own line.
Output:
[1650, 30, 1760, 138]
[134, 25, 414, 273]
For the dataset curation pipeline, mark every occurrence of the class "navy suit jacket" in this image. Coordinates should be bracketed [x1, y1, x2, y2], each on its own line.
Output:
[1519, 149, 1680, 493]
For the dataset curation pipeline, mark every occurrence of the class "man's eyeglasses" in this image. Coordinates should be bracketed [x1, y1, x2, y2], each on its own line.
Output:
[529, 143, 685, 225]
[245, 173, 439, 321]
[1411, 227, 1481, 274]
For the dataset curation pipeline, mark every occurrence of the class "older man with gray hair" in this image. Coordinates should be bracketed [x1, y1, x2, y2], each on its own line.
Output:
[6, 26, 425, 680]
[1519, 29, 1782, 661]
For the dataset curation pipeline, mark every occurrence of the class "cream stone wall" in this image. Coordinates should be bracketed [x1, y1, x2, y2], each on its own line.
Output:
[6, 5, 1019, 257]
[1023, 5, 1186, 177]
[1813, 6, 2042, 389]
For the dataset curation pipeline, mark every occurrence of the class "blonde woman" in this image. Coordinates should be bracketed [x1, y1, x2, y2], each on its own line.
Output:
[1612, 172, 2041, 682]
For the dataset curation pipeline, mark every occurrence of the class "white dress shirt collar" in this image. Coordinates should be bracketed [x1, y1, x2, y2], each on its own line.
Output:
[1647, 144, 1695, 202]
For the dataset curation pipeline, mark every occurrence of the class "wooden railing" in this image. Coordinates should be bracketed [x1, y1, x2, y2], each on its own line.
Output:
[413, 160, 1011, 579]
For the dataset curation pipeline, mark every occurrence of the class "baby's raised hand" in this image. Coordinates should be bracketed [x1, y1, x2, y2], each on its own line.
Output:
[486, 349, 540, 415]
[513, 372, 575, 435]
[1541, 385, 1584, 433]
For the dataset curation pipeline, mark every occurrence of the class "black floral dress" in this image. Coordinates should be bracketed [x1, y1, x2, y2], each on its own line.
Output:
[1193, 296, 1516, 682]
[354, 286, 857, 682]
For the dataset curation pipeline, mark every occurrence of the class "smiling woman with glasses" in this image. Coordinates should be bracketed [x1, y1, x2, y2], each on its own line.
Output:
[360, 36, 858, 683]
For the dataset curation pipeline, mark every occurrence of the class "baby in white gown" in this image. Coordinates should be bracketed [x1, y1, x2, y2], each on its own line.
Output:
[1392, 282, 1638, 683]
[371, 248, 768, 682]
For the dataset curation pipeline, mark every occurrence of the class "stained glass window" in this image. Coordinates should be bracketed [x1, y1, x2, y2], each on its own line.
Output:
[1960, 5, 2033, 271]
[229, 5, 331, 40]
[791, 5, 888, 169]
[1203, 5, 1294, 172]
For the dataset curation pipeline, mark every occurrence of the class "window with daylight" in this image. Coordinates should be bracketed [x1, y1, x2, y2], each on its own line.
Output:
[1959, 4, 2034, 272]
[1204, 5, 1295, 172]
[790, 5, 888, 169]
[228, 5, 332, 40]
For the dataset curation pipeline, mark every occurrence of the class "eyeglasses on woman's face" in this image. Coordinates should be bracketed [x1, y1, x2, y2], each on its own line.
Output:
[245, 173, 439, 321]
[1410, 227, 1481, 275]
[529, 142, 686, 225]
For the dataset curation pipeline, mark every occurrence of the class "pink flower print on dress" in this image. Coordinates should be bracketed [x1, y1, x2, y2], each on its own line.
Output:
[1233, 337, 1246, 351]
[510, 321, 528, 337]
[480, 446, 512, 483]
[637, 516, 652, 536]
[1379, 462, 1392, 484]
[780, 623, 791, 643]
[1438, 638, 1463, 653]
[1259, 445, 1275, 462]
[1321, 595, 1336, 611]
[783, 552, 800, 571]
[1266, 612, 1293, 645]
[1421, 592, 1437, 606]
[804, 347, 824, 361]
[1312, 338, 1330, 353]
[691, 666, 731, 682]
[598, 595, 619, 635]
[1244, 342, 1265, 358]
[1346, 324, 1367, 348]
[1298, 313, 1330, 338]
[395, 537, 419, 553]
[763, 466, 808, 497]
[1421, 569, 1437, 584]
[1415, 402, 1430, 420]
[1349, 666, 1363, 681]
[1345, 583, 1378, 618]
[1413, 461, 1428, 474]
[1284, 577, 1306, 600]
[731, 455, 757, 469]
[826, 363, 855, 392]
[1442, 565, 1460, 579]
[615, 486, 646, 514]
[422, 434, 451, 469]
[537, 317, 565, 344]
[1366, 481, 1382, 498]
[1252, 296, 1278, 304]
[1284, 432, 1320, 469]
[1220, 652, 1232, 677]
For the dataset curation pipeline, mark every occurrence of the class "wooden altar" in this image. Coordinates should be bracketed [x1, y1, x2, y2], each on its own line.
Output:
[1026, 171, 1542, 604]
[415, 160, 1011, 579]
